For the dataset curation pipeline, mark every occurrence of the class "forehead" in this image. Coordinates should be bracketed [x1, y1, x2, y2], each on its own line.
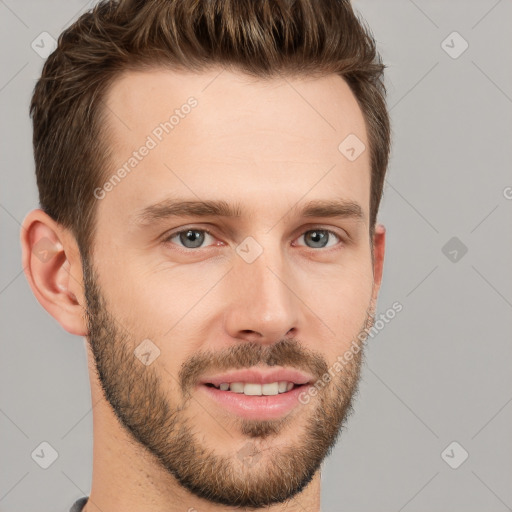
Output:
[98, 67, 370, 226]
[104, 67, 367, 147]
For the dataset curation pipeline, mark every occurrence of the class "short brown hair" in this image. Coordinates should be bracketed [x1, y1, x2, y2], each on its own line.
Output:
[30, 0, 391, 259]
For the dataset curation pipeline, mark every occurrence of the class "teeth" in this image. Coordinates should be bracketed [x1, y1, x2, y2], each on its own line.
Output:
[229, 382, 245, 393]
[262, 382, 279, 395]
[213, 381, 297, 395]
[244, 383, 262, 395]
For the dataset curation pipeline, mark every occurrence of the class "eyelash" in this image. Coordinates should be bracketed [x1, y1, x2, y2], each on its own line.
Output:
[162, 226, 345, 252]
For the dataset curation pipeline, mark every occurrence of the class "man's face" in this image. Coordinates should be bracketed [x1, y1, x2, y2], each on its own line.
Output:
[84, 68, 379, 508]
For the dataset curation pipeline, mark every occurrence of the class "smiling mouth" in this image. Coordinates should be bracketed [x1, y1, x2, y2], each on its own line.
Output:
[198, 379, 311, 420]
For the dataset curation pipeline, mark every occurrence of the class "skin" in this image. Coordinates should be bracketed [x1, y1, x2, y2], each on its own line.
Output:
[21, 67, 385, 512]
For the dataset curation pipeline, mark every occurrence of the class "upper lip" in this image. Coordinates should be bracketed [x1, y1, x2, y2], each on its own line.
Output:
[199, 368, 314, 387]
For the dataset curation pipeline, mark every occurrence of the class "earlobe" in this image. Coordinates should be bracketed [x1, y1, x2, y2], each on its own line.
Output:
[20, 209, 89, 336]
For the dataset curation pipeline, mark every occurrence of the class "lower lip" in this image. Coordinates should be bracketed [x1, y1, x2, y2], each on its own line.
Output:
[197, 383, 311, 420]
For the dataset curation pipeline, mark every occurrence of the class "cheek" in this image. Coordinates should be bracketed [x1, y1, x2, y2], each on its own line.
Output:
[94, 242, 209, 334]
[314, 263, 374, 342]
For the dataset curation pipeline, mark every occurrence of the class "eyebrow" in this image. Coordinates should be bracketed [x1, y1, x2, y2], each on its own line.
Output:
[133, 197, 365, 226]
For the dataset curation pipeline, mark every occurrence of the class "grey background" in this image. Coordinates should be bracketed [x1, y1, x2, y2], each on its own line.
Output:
[1, 0, 511, 511]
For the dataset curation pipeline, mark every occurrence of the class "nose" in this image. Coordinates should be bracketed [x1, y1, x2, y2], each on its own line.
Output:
[223, 244, 300, 345]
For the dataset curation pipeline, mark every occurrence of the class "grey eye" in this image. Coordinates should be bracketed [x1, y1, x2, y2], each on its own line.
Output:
[168, 229, 214, 249]
[299, 230, 340, 249]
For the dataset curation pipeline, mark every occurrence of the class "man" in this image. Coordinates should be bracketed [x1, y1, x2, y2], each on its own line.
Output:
[21, 0, 390, 510]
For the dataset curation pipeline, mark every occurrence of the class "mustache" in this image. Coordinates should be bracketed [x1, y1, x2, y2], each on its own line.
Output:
[179, 338, 329, 394]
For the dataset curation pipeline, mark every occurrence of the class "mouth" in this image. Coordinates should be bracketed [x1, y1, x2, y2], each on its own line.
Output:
[197, 371, 313, 420]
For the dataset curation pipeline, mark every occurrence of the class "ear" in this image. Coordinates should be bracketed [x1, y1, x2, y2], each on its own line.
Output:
[20, 209, 88, 336]
[370, 223, 386, 304]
